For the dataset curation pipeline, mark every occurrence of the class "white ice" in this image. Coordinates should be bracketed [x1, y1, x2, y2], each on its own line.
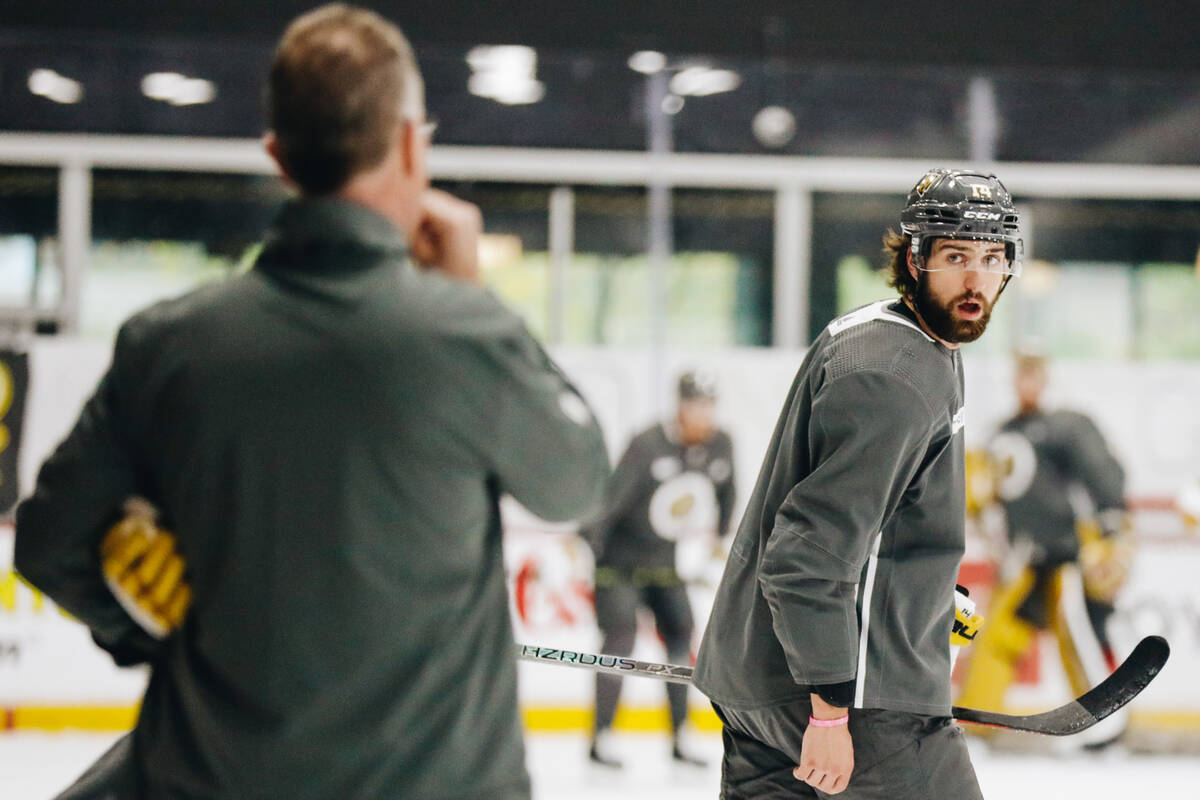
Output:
[4, 729, 1200, 799]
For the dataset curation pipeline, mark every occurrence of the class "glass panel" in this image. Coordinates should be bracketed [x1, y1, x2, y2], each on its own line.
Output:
[0, 167, 60, 325]
[672, 190, 773, 347]
[432, 182, 553, 339]
[1008, 261, 1133, 358]
[1134, 263, 1200, 359]
[86, 170, 289, 340]
[569, 187, 773, 347]
[836, 254, 890, 315]
[812, 192, 904, 338]
[570, 186, 648, 344]
[1019, 198, 1200, 359]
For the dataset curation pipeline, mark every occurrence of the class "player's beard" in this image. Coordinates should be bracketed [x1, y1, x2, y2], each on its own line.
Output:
[913, 274, 994, 343]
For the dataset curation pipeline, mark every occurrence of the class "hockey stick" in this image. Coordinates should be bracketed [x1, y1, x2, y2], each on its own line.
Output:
[516, 634, 1169, 737]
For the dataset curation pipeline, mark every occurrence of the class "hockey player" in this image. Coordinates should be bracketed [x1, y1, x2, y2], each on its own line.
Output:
[13, 6, 608, 799]
[957, 350, 1131, 747]
[582, 370, 736, 769]
[694, 168, 1021, 798]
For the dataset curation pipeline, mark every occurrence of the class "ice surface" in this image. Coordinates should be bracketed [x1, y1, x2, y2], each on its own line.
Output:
[4, 728, 1200, 799]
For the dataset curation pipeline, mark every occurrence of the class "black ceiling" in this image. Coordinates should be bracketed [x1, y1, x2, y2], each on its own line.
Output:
[2, 0, 1199, 73]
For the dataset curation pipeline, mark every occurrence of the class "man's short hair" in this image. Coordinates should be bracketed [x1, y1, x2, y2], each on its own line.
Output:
[269, 4, 422, 195]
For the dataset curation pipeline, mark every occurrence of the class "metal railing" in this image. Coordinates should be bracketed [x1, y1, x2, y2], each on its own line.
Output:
[3, 132, 1200, 344]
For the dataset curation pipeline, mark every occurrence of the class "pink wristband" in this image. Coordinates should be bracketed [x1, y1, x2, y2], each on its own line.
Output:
[808, 714, 850, 728]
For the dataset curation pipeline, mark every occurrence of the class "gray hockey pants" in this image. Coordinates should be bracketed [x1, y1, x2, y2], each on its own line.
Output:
[714, 699, 985, 799]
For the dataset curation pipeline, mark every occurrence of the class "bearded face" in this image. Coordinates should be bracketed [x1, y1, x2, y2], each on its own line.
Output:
[910, 239, 1008, 344]
[913, 273, 996, 343]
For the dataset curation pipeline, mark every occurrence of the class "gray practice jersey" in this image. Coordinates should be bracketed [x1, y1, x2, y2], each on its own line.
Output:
[582, 423, 736, 571]
[990, 409, 1125, 566]
[694, 299, 967, 716]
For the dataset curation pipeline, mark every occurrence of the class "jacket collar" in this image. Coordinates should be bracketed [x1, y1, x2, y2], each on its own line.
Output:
[257, 196, 410, 273]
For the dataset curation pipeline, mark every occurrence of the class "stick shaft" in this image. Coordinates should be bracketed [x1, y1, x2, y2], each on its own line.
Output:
[516, 635, 1169, 736]
[517, 644, 693, 684]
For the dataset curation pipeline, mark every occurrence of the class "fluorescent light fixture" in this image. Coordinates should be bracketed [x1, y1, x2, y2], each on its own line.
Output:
[466, 46, 545, 105]
[628, 51, 667, 74]
[141, 72, 217, 106]
[669, 67, 741, 97]
[27, 69, 83, 104]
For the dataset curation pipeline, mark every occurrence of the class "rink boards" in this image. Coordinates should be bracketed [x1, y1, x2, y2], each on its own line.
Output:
[3, 339, 1200, 747]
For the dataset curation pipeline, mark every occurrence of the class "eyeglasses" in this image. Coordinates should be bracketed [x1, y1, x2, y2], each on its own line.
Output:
[414, 118, 438, 141]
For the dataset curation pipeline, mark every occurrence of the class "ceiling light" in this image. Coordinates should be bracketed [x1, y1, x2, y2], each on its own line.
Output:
[628, 51, 667, 74]
[467, 46, 545, 105]
[669, 67, 741, 97]
[141, 73, 217, 106]
[28, 69, 83, 104]
[661, 95, 685, 115]
[752, 106, 797, 148]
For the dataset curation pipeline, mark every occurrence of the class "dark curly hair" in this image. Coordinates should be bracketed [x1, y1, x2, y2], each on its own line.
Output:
[882, 228, 916, 301]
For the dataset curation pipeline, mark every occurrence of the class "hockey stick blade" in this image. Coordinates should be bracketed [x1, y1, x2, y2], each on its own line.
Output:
[517, 635, 1169, 736]
[951, 634, 1169, 735]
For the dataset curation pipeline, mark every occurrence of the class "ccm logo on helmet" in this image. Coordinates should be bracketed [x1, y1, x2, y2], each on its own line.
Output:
[963, 210, 1002, 220]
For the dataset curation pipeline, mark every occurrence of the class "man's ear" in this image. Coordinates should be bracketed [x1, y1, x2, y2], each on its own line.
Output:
[399, 121, 420, 178]
[263, 132, 296, 187]
[907, 245, 919, 282]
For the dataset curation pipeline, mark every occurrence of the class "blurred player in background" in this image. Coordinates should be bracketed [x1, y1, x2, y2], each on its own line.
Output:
[14, 5, 608, 799]
[694, 169, 1020, 798]
[581, 369, 736, 769]
[958, 350, 1133, 747]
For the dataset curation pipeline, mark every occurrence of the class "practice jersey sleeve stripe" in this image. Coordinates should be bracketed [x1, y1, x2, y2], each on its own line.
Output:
[853, 533, 883, 708]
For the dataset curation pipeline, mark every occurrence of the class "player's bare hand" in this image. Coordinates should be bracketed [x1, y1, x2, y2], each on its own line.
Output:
[410, 188, 482, 284]
[795, 722, 854, 794]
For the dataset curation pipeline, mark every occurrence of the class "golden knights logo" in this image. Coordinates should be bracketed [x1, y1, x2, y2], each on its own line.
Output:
[914, 172, 938, 196]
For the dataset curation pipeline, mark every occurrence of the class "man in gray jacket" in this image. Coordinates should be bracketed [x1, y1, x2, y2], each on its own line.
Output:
[695, 169, 1022, 798]
[15, 5, 608, 799]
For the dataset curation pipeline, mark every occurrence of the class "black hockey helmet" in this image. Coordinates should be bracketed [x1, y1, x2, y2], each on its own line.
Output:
[900, 169, 1023, 276]
[678, 369, 718, 401]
